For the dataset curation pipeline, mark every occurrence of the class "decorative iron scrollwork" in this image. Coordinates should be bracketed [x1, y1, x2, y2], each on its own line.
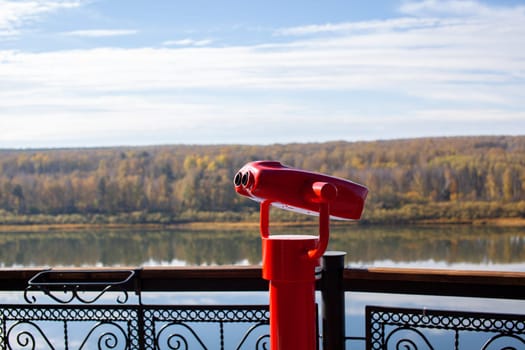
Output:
[236, 323, 270, 350]
[481, 333, 525, 350]
[385, 327, 434, 350]
[156, 322, 206, 349]
[78, 321, 129, 350]
[6, 321, 55, 349]
[1, 304, 270, 350]
[367, 306, 525, 350]
[143, 305, 270, 350]
[24, 269, 136, 304]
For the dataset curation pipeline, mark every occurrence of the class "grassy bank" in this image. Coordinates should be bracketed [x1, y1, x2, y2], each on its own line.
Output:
[1, 215, 524, 233]
[1, 199, 525, 231]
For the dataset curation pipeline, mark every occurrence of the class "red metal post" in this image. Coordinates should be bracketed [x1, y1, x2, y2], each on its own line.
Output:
[263, 235, 319, 349]
[260, 200, 321, 350]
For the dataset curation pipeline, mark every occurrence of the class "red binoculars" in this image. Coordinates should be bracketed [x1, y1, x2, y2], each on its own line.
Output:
[234, 161, 368, 349]
[234, 160, 368, 220]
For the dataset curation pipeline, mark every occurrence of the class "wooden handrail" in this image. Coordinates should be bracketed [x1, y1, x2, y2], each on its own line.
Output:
[344, 267, 525, 299]
[0, 266, 523, 299]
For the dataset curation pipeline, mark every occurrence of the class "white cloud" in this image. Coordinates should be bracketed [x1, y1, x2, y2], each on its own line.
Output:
[1, 0, 524, 147]
[0, 0, 82, 37]
[162, 38, 213, 46]
[2, 1, 523, 95]
[398, 0, 525, 18]
[62, 29, 138, 37]
[0, 91, 328, 146]
[275, 17, 450, 36]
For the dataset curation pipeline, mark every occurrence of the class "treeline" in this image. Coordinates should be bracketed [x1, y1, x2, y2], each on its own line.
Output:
[0, 136, 524, 224]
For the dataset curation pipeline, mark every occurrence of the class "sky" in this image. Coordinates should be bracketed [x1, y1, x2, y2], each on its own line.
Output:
[0, 0, 524, 148]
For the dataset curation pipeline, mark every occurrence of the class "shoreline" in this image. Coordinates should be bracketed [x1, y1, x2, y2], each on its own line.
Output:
[1, 217, 524, 232]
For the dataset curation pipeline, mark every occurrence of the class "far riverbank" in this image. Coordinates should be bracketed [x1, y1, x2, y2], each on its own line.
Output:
[1, 216, 524, 233]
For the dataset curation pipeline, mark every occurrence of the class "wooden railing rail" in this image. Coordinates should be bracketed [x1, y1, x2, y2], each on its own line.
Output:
[0, 265, 524, 298]
[344, 267, 525, 299]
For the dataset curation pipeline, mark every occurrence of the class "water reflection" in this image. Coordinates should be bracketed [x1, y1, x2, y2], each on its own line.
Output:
[0, 225, 523, 269]
[0, 229, 262, 267]
[330, 225, 525, 268]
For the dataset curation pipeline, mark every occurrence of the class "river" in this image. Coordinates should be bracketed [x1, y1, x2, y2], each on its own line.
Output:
[0, 224, 523, 270]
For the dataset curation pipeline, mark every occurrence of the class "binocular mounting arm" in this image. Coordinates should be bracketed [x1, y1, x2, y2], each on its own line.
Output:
[259, 181, 335, 261]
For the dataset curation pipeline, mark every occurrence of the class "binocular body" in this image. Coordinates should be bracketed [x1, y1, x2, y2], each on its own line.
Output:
[234, 161, 368, 220]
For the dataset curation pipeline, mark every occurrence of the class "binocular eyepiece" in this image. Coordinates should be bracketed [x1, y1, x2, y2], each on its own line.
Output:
[234, 161, 368, 220]
[234, 169, 253, 188]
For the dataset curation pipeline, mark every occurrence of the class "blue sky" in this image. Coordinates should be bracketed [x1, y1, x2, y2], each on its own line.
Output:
[0, 0, 524, 148]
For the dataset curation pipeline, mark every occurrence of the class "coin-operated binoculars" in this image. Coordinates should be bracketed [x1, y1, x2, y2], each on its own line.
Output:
[234, 161, 368, 350]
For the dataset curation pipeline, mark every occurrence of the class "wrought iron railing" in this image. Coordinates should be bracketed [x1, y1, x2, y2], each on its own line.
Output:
[0, 303, 270, 350]
[2, 267, 271, 350]
[0, 254, 524, 349]
[344, 266, 525, 349]
[366, 306, 525, 350]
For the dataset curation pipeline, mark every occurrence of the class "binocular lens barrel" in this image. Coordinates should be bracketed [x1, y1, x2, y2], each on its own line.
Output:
[233, 161, 368, 220]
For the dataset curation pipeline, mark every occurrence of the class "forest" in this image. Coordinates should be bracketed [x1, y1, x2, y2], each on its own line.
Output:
[0, 135, 524, 225]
